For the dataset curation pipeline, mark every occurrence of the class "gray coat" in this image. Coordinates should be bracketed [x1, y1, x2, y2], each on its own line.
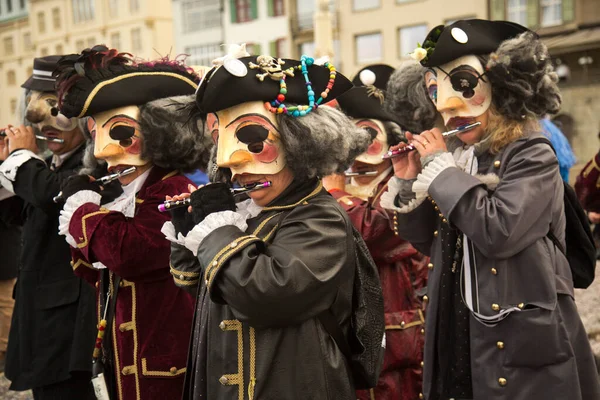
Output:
[393, 132, 600, 400]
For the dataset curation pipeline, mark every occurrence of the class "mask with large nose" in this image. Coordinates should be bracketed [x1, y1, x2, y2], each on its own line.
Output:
[87, 105, 149, 172]
[25, 90, 79, 131]
[208, 101, 286, 179]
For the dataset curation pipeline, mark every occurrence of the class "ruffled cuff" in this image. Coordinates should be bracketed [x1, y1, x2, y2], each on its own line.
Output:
[412, 152, 456, 199]
[160, 221, 186, 246]
[58, 190, 102, 248]
[0, 149, 43, 193]
[380, 176, 424, 213]
[184, 210, 248, 256]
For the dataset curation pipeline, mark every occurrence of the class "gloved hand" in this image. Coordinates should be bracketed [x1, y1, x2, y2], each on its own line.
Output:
[169, 205, 196, 236]
[189, 183, 236, 225]
[60, 174, 101, 202]
[100, 180, 123, 204]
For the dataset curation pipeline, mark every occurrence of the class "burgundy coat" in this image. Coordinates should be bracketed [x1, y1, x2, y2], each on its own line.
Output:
[330, 172, 429, 400]
[69, 167, 195, 400]
[575, 149, 600, 212]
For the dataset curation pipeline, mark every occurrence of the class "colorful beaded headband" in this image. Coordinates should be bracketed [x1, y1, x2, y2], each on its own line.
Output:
[249, 55, 337, 118]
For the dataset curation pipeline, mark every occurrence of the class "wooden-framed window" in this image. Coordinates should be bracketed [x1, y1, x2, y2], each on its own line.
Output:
[490, 0, 574, 29]
[230, 0, 257, 23]
[268, 0, 284, 17]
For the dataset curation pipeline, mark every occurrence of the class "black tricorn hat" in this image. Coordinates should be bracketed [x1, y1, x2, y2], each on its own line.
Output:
[337, 64, 401, 124]
[55, 45, 199, 118]
[195, 55, 353, 114]
[420, 19, 531, 67]
[22, 55, 63, 92]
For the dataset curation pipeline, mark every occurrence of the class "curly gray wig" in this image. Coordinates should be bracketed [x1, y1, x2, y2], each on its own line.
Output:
[208, 105, 371, 181]
[384, 61, 440, 133]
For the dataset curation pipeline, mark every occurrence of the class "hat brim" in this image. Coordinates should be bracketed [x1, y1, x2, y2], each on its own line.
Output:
[21, 76, 56, 92]
[337, 87, 402, 125]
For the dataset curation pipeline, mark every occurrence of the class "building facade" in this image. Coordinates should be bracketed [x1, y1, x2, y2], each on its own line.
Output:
[0, 0, 176, 127]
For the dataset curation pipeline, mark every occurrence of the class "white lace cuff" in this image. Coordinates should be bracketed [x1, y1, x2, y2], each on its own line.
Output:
[0, 149, 43, 193]
[184, 210, 248, 256]
[380, 176, 426, 214]
[58, 190, 102, 248]
[413, 152, 456, 198]
[160, 221, 186, 246]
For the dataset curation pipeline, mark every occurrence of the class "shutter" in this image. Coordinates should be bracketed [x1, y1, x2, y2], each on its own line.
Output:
[269, 40, 277, 57]
[526, 0, 538, 29]
[254, 43, 262, 54]
[562, 0, 575, 23]
[230, 0, 237, 23]
[267, 0, 274, 17]
[250, 0, 258, 20]
[490, 0, 505, 20]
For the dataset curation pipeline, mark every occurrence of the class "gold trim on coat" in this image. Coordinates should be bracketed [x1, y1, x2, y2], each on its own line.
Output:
[219, 320, 244, 400]
[77, 209, 110, 248]
[141, 358, 186, 377]
[261, 182, 323, 211]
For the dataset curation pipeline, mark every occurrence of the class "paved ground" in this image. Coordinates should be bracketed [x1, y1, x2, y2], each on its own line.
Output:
[0, 374, 31, 399]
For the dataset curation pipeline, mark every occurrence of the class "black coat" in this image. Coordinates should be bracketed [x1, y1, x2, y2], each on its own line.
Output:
[0, 146, 97, 390]
[0, 218, 20, 281]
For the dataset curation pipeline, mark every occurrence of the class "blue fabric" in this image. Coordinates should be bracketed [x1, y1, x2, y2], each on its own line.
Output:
[540, 119, 576, 182]
[185, 170, 209, 186]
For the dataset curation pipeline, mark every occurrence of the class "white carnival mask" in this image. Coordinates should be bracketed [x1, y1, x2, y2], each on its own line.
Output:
[25, 90, 79, 133]
[354, 118, 388, 165]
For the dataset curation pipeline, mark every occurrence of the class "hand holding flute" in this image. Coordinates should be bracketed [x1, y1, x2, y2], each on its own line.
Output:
[0, 125, 39, 160]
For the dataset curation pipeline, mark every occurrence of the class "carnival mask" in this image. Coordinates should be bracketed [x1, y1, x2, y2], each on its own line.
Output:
[25, 90, 79, 133]
[424, 55, 492, 127]
[354, 119, 388, 165]
[87, 105, 149, 173]
[209, 101, 286, 179]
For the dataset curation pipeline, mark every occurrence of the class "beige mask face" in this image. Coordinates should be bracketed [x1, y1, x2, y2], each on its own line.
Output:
[88, 105, 149, 172]
[25, 90, 79, 132]
[355, 119, 388, 165]
[208, 101, 286, 179]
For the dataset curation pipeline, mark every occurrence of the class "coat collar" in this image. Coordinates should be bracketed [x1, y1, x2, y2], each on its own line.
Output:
[261, 178, 323, 212]
[136, 166, 178, 200]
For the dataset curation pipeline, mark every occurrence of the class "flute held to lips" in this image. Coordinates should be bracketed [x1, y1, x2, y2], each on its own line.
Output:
[382, 122, 482, 159]
[52, 166, 137, 203]
[158, 181, 272, 212]
[0, 128, 65, 144]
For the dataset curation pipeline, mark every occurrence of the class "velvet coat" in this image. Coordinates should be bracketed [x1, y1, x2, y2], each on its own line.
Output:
[393, 132, 600, 400]
[0, 146, 97, 391]
[171, 179, 357, 400]
[575, 149, 600, 212]
[330, 173, 429, 400]
[69, 167, 195, 400]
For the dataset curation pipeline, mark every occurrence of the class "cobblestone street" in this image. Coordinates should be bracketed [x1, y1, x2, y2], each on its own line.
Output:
[0, 374, 31, 399]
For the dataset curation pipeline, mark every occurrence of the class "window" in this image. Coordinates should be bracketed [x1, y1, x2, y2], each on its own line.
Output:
[231, 0, 255, 23]
[10, 99, 17, 115]
[108, 0, 118, 16]
[75, 39, 85, 51]
[4, 37, 14, 55]
[40, 47, 48, 56]
[182, 0, 221, 33]
[72, 0, 95, 24]
[356, 33, 382, 63]
[506, 0, 527, 26]
[130, 0, 140, 12]
[111, 33, 121, 50]
[38, 12, 46, 33]
[19, 0, 25, 9]
[22, 32, 31, 50]
[353, 0, 379, 12]
[268, 0, 284, 16]
[541, 0, 562, 27]
[7, 70, 16, 86]
[398, 24, 427, 58]
[52, 8, 61, 29]
[87, 37, 96, 47]
[245, 42, 261, 55]
[270, 38, 286, 57]
[56, 44, 64, 54]
[131, 28, 142, 52]
[185, 43, 222, 66]
[7, 0, 12, 13]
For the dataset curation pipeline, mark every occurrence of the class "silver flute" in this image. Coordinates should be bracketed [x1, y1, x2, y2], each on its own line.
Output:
[344, 171, 378, 177]
[0, 129, 65, 144]
[52, 167, 137, 203]
[158, 181, 272, 212]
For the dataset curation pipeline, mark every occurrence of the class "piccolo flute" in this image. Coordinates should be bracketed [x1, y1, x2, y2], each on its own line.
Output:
[0, 129, 65, 144]
[345, 171, 378, 177]
[52, 166, 137, 203]
[382, 122, 482, 159]
[158, 181, 272, 212]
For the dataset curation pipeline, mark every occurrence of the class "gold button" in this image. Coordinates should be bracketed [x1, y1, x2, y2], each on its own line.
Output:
[119, 281, 124, 287]
[420, 328, 425, 334]
[345, 200, 353, 206]
[122, 366, 133, 375]
[491, 268, 497, 275]
[230, 242, 238, 248]
[431, 199, 436, 205]
[420, 361, 424, 367]
[428, 263, 434, 270]
[423, 295, 429, 302]
[434, 206, 439, 211]
[219, 321, 226, 330]
[219, 375, 228, 385]
[498, 377, 507, 386]
[518, 303, 525, 309]
[419, 393, 424, 399]
[170, 367, 177, 374]
[433, 230, 438, 237]
[492, 303, 500, 311]
[212, 261, 218, 266]
[95, 282, 99, 288]
[179, 274, 184, 280]
[438, 213, 443, 218]
[393, 214, 397, 220]
[497, 341, 505, 349]
[205, 279, 209, 285]
[394, 232, 399, 236]
[494, 160, 501, 168]
[400, 321, 405, 328]
[442, 218, 447, 223]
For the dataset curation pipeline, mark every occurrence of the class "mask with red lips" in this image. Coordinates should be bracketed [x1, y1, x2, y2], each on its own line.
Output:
[354, 118, 388, 165]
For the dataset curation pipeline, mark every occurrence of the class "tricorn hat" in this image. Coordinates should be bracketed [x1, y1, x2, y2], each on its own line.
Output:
[419, 19, 531, 67]
[22, 55, 63, 92]
[55, 45, 199, 118]
[336, 64, 401, 124]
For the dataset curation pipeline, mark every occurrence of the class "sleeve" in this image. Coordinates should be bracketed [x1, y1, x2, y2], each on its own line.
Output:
[429, 142, 558, 259]
[0, 195, 25, 226]
[169, 242, 201, 297]
[196, 202, 353, 328]
[575, 150, 600, 212]
[66, 181, 179, 282]
[71, 247, 100, 287]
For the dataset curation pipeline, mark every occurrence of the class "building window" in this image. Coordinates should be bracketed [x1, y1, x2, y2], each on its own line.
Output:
[56, 44, 64, 54]
[7, 70, 16, 86]
[52, 7, 61, 29]
[72, 0, 95, 24]
[109, 0, 118, 16]
[130, 0, 140, 12]
[75, 39, 85, 51]
[541, 0, 562, 27]
[4, 37, 14, 55]
[19, 0, 25, 9]
[185, 43, 222, 66]
[111, 33, 121, 50]
[398, 24, 427, 58]
[131, 28, 142, 52]
[40, 47, 48, 56]
[245, 42, 261, 55]
[22, 32, 31, 50]
[356, 33, 382, 64]
[182, 0, 221, 33]
[231, 0, 256, 23]
[268, 0, 284, 16]
[38, 12, 46, 33]
[270, 38, 286, 57]
[506, 0, 528, 26]
[10, 99, 17, 115]
[353, 0, 379, 12]
[7, 0, 12, 13]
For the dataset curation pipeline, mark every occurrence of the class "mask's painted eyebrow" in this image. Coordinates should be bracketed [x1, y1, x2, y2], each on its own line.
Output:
[225, 113, 278, 132]
[102, 114, 140, 128]
[208, 113, 219, 129]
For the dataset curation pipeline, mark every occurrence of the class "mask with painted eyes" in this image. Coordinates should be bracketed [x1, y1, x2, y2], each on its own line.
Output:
[25, 90, 79, 132]
[354, 119, 388, 165]
[208, 101, 286, 178]
[88, 105, 149, 170]
[424, 55, 492, 125]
